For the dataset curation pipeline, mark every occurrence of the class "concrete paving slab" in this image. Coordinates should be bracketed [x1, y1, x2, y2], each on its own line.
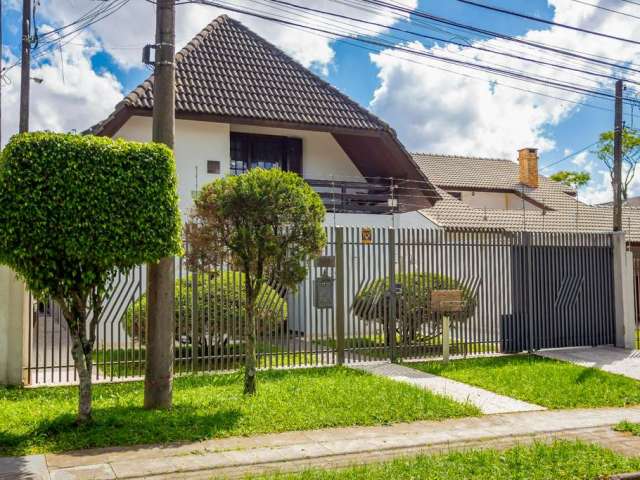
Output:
[538, 346, 640, 380]
[0, 454, 49, 480]
[350, 362, 546, 414]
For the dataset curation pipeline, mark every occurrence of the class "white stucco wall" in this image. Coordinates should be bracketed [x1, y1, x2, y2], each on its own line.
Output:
[115, 116, 231, 214]
[325, 212, 438, 228]
[460, 190, 540, 211]
[115, 116, 367, 216]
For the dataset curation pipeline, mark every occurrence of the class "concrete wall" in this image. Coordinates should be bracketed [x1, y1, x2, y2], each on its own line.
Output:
[0, 267, 26, 385]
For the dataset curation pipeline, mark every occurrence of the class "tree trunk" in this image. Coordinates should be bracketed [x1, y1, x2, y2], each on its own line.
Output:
[71, 340, 93, 424]
[244, 283, 257, 395]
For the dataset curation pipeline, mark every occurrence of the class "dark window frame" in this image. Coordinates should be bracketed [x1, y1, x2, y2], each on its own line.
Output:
[230, 132, 302, 175]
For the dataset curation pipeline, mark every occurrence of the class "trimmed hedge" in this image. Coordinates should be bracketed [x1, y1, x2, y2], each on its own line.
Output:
[0, 132, 182, 298]
[122, 271, 287, 341]
[352, 273, 477, 341]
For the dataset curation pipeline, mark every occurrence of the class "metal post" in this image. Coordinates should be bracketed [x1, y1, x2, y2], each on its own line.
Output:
[388, 228, 397, 362]
[523, 231, 535, 352]
[145, 0, 176, 410]
[335, 227, 345, 365]
[191, 271, 198, 372]
[442, 315, 450, 364]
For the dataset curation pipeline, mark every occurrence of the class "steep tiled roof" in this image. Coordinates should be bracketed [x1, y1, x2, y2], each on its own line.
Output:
[415, 153, 640, 242]
[91, 15, 393, 134]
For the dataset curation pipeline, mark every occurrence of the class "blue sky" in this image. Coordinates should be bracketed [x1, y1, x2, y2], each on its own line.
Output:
[1, 0, 638, 203]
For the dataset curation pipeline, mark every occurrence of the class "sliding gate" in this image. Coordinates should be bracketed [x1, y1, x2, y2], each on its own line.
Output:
[25, 227, 615, 385]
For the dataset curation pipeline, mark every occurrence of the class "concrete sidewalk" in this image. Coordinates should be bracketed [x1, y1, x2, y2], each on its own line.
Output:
[4, 406, 640, 479]
[351, 362, 545, 414]
[537, 346, 640, 381]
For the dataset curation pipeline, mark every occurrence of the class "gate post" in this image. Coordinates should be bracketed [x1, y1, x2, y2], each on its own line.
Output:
[335, 227, 345, 365]
[388, 228, 397, 363]
[613, 232, 635, 349]
[522, 232, 535, 352]
[0, 267, 28, 385]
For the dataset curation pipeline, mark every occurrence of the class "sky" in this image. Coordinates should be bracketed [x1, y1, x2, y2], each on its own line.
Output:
[2, 0, 640, 205]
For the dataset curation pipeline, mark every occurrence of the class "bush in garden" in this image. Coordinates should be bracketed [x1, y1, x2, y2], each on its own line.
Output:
[185, 168, 326, 394]
[122, 271, 287, 343]
[0, 132, 181, 423]
[352, 273, 477, 344]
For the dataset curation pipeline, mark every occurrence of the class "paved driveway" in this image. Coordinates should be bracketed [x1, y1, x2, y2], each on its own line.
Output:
[537, 346, 640, 381]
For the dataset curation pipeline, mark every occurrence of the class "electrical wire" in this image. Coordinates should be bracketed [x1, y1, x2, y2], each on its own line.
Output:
[458, 0, 640, 46]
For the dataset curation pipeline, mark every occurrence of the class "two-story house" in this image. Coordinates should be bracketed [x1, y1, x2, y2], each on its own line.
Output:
[89, 14, 440, 228]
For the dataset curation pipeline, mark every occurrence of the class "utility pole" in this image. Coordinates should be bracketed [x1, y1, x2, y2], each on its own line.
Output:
[19, 0, 31, 133]
[613, 79, 623, 232]
[144, 0, 176, 410]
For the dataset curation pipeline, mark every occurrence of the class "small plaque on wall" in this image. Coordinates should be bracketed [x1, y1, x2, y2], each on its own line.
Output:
[207, 160, 221, 174]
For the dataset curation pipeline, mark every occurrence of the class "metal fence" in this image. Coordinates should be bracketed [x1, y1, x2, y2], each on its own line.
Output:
[25, 227, 616, 385]
[633, 252, 640, 349]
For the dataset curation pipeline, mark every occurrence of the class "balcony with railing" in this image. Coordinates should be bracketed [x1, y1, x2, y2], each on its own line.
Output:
[305, 178, 399, 214]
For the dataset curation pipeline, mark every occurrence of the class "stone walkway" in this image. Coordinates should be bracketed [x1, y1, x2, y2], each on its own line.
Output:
[351, 362, 545, 414]
[4, 406, 640, 479]
[538, 346, 640, 381]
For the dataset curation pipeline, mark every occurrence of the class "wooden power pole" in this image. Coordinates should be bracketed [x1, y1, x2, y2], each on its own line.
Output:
[613, 79, 623, 232]
[19, 0, 31, 133]
[144, 0, 176, 410]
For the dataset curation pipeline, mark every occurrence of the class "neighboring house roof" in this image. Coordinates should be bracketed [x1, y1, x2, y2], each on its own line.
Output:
[89, 15, 439, 204]
[599, 196, 640, 207]
[414, 153, 640, 242]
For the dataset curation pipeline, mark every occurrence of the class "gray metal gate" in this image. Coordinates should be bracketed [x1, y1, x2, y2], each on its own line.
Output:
[25, 227, 616, 385]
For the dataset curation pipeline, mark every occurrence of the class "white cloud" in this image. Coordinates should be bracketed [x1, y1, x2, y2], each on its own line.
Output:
[1, 32, 124, 145]
[572, 151, 589, 166]
[369, 0, 640, 164]
[39, 0, 418, 71]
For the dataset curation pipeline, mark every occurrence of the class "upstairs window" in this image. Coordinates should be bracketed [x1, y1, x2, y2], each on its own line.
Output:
[230, 132, 302, 175]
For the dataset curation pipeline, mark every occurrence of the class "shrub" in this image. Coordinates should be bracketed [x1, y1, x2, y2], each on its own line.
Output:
[0, 132, 181, 423]
[122, 271, 287, 342]
[352, 273, 477, 343]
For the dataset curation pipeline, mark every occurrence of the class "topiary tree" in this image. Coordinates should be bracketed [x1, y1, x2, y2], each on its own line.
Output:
[0, 132, 182, 424]
[122, 272, 287, 346]
[352, 273, 477, 345]
[185, 168, 326, 394]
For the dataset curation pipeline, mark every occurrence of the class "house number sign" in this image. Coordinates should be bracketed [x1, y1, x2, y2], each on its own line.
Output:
[361, 228, 373, 245]
[431, 289, 464, 313]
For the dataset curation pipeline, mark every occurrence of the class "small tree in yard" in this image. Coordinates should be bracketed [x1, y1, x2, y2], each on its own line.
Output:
[185, 168, 326, 394]
[0, 133, 182, 424]
[595, 127, 640, 201]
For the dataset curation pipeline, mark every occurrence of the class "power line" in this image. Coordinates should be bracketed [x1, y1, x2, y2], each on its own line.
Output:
[265, 0, 640, 86]
[361, 0, 640, 75]
[569, 0, 640, 20]
[539, 141, 600, 171]
[182, 0, 636, 104]
[458, 0, 640, 46]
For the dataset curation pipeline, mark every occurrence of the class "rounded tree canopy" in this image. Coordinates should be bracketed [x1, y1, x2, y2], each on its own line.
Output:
[0, 132, 183, 298]
[186, 168, 326, 289]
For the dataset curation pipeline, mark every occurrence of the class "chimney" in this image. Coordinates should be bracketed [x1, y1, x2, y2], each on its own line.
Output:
[518, 148, 539, 188]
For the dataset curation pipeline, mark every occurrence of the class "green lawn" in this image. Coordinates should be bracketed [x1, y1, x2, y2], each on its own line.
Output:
[93, 343, 322, 377]
[249, 441, 640, 480]
[0, 366, 478, 456]
[408, 354, 640, 409]
[616, 421, 640, 436]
